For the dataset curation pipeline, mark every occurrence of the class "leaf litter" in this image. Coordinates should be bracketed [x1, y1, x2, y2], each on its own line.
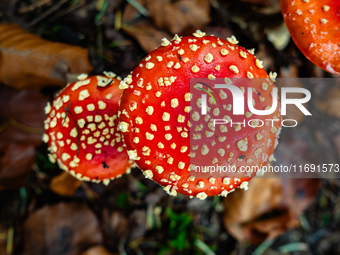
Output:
[0, 0, 339, 254]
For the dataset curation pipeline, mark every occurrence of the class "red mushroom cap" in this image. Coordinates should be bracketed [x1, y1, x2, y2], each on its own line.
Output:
[118, 31, 281, 199]
[43, 73, 133, 185]
[281, 0, 340, 75]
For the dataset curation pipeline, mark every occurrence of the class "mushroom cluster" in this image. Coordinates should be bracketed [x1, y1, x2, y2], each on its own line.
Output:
[118, 31, 281, 199]
[43, 73, 133, 185]
[281, 0, 340, 75]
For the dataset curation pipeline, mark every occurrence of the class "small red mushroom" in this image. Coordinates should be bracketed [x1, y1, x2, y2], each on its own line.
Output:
[281, 0, 340, 75]
[118, 31, 281, 199]
[43, 72, 133, 185]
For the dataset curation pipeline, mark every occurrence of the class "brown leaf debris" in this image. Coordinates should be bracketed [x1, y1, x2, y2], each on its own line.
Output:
[0, 23, 93, 90]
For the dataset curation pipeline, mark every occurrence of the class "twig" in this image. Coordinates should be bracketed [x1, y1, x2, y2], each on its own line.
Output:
[63, 102, 81, 155]
[0, 119, 44, 134]
[49, 0, 87, 22]
[62, 101, 72, 126]
[28, 0, 69, 27]
[18, 0, 52, 14]
[9, 118, 44, 134]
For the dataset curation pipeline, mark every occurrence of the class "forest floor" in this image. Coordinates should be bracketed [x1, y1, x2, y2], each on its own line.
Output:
[0, 0, 340, 254]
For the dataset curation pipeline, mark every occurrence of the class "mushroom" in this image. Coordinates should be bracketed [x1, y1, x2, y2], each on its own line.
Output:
[118, 31, 281, 199]
[43, 72, 133, 185]
[281, 0, 340, 75]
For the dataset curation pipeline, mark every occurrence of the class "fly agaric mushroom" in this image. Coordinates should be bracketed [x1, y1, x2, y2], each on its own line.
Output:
[43, 73, 133, 185]
[118, 31, 281, 199]
[281, 0, 340, 75]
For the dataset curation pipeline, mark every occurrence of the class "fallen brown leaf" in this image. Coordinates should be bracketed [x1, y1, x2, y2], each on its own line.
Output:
[122, 20, 171, 53]
[0, 143, 37, 189]
[223, 174, 320, 245]
[0, 85, 49, 188]
[145, 0, 210, 35]
[50, 171, 82, 196]
[0, 23, 93, 90]
[23, 203, 103, 255]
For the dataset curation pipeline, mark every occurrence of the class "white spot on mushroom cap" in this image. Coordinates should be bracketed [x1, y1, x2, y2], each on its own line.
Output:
[191, 64, 200, 73]
[146, 62, 155, 69]
[72, 79, 90, 91]
[320, 18, 328, 24]
[237, 138, 248, 151]
[162, 112, 170, 121]
[143, 170, 153, 179]
[45, 103, 51, 114]
[220, 48, 229, 56]
[146, 132, 154, 140]
[269, 72, 277, 82]
[204, 53, 214, 63]
[240, 181, 249, 190]
[146, 106, 154, 115]
[42, 134, 49, 143]
[193, 30, 206, 37]
[98, 101, 106, 110]
[77, 73, 88, 80]
[196, 192, 208, 200]
[229, 65, 239, 74]
[161, 38, 170, 46]
[201, 145, 209, 155]
[119, 122, 129, 132]
[97, 76, 112, 87]
[189, 44, 199, 51]
[227, 35, 239, 44]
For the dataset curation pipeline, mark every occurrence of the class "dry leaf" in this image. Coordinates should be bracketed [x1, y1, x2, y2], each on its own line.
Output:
[223, 174, 320, 245]
[145, 0, 210, 35]
[122, 20, 171, 53]
[0, 143, 37, 189]
[0, 23, 93, 90]
[0, 85, 49, 188]
[121, 0, 210, 52]
[23, 203, 103, 255]
[50, 171, 82, 196]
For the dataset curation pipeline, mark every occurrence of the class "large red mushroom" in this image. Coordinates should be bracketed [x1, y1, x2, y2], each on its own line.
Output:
[118, 31, 281, 199]
[281, 0, 340, 75]
[43, 73, 133, 185]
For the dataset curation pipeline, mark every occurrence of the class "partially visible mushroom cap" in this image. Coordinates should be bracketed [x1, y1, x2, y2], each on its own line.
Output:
[43, 73, 133, 185]
[118, 31, 281, 199]
[281, 0, 340, 75]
